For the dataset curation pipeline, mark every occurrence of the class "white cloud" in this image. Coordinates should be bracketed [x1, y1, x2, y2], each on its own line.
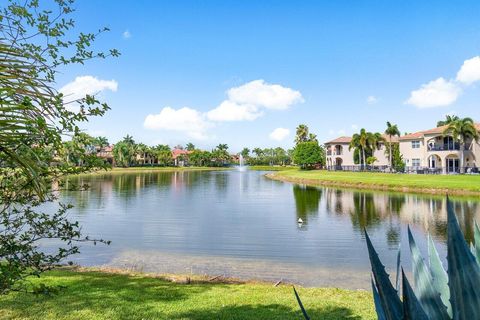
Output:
[227, 79, 303, 110]
[351, 124, 358, 130]
[405, 77, 461, 108]
[337, 129, 346, 136]
[269, 128, 290, 141]
[122, 30, 131, 39]
[207, 100, 263, 122]
[367, 95, 378, 104]
[144, 107, 211, 140]
[60, 76, 118, 102]
[456, 56, 480, 85]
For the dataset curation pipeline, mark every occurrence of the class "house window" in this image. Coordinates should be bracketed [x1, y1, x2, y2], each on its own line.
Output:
[412, 159, 421, 167]
[411, 141, 420, 149]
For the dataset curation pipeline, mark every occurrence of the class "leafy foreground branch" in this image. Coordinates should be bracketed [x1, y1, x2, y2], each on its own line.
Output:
[295, 197, 480, 319]
[0, 0, 117, 294]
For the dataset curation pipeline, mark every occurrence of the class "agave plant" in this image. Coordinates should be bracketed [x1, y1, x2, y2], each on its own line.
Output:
[294, 198, 480, 319]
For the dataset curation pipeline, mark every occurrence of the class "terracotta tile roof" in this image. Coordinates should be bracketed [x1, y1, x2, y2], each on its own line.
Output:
[172, 149, 192, 159]
[325, 136, 352, 144]
[325, 134, 399, 145]
[400, 123, 480, 141]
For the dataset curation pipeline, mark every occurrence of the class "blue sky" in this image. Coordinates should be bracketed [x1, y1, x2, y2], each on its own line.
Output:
[58, 1, 480, 152]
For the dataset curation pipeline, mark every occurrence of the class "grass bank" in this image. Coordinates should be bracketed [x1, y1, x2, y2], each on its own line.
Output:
[0, 269, 375, 320]
[268, 169, 480, 196]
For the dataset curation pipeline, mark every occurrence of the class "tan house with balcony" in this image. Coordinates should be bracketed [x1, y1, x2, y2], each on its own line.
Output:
[399, 123, 480, 174]
[325, 135, 397, 170]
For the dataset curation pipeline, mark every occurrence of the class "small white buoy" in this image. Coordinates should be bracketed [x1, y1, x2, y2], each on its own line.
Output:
[297, 218, 303, 224]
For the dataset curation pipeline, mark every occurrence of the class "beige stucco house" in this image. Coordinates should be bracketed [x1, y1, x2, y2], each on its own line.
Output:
[325, 123, 480, 174]
[325, 135, 398, 170]
[399, 123, 480, 174]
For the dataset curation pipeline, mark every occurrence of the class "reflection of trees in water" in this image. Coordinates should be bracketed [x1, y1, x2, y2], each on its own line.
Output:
[349, 192, 381, 232]
[293, 185, 322, 224]
[453, 200, 479, 244]
[384, 195, 405, 247]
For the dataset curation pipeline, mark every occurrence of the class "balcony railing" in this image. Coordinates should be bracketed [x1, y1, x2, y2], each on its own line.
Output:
[428, 143, 460, 151]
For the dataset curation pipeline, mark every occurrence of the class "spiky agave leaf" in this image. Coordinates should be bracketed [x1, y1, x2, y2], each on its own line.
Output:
[408, 227, 449, 319]
[365, 230, 403, 320]
[293, 286, 310, 320]
[446, 198, 480, 319]
[402, 269, 429, 320]
[372, 277, 386, 320]
[427, 234, 451, 317]
[474, 222, 480, 263]
[395, 243, 401, 294]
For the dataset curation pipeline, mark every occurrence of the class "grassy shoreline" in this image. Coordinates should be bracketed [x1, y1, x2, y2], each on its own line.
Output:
[268, 169, 480, 196]
[0, 268, 375, 319]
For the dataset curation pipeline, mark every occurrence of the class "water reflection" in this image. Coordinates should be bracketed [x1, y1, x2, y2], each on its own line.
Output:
[292, 185, 321, 225]
[59, 170, 480, 289]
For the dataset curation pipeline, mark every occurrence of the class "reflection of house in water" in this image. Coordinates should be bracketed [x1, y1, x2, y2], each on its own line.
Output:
[292, 185, 322, 225]
[323, 188, 480, 244]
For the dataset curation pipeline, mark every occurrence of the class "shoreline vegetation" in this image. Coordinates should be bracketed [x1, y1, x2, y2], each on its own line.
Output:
[0, 268, 375, 320]
[267, 169, 480, 196]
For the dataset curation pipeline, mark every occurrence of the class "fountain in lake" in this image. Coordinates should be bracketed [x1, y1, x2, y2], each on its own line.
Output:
[238, 154, 246, 171]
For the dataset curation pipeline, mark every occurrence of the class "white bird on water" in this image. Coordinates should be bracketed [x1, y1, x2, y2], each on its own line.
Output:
[297, 218, 303, 224]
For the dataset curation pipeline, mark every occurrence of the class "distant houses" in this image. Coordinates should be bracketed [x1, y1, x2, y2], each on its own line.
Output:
[325, 123, 480, 174]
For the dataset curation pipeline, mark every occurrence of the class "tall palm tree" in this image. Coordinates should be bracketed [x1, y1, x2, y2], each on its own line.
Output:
[252, 148, 263, 158]
[308, 133, 318, 144]
[95, 136, 109, 149]
[122, 135, 135, 145]
[186, 142, 195, 151]
[384, 122, 400, 171]
[349, 129, 370, 168]
[295, 124, 309, 144]
[443, 117, 479, 173]
[437, 115, 459, 127]
[216, 144, 228, 151]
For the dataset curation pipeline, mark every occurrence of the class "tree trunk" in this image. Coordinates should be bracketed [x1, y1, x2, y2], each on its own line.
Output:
[389, 137, 393, 172]
[460, 143, 465, 174]
[362, 148, 366, 170]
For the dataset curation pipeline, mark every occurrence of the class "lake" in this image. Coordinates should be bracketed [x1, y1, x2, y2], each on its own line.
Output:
[59, 169, 480, 289]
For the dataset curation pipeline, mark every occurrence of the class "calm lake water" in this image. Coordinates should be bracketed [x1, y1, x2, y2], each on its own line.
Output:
[58, 169, 480, 289]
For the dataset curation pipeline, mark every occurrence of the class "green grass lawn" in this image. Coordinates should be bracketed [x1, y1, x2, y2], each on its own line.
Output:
[273, 169, 480, 194]
[0, 269, 375, 320]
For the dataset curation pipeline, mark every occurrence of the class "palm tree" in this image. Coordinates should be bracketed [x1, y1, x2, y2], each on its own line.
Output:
[136, 143, 149, 165]
[295, 124, 309, 144]
[252, 148, 263, 158]
[240, 148, 250, 158]
[122, 134, 135, 145]
[94, 136, 109, 149]
[216, 144, 228, 151]
[308, 133, 318, 144]
[443, 117, 479, 173]
[186, 142, 195, 151]
[384, 122, 400, 171]
[437, 115, 459, 127]
[350, 129, 370, 169]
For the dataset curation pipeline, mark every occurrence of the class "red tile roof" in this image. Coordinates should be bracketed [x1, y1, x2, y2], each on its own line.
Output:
[172, 149, 192, 159]
[399, 123, 480, 141]
[325, 136, 352, 144]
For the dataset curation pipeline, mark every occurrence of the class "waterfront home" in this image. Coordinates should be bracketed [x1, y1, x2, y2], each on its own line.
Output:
[96, 145, 114, 165]
[172, 148, 191, 167]
[399, 123, 480, 174]
[325, 135, 398, 170]
[325, 123, 480, 174]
